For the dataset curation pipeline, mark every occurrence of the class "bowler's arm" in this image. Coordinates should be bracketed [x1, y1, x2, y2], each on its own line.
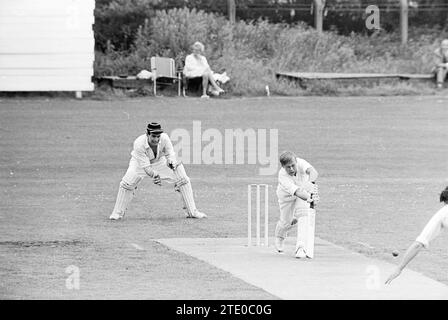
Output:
[386, 210, 444, 284]
[385, 241, 423, 284]
[396, 209, 446, 272]
[396, 241, 424, 272]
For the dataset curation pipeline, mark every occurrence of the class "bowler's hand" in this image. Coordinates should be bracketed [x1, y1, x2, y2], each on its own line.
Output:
[385, 268, 402, 285]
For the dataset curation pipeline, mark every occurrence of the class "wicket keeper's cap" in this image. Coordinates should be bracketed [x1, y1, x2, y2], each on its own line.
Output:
[147, 122, 163, 135]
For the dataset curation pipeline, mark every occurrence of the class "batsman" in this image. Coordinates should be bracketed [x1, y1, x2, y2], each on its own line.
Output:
[109, 122, 207, 220]
[274, 151, 319, 258]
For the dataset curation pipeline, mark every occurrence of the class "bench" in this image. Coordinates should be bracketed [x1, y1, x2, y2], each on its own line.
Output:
[93, 76, 202, 96]
[94, 76, 152, 89]
[94, 75, 203, 96]
[94, 74, 229, 97]
[276, 72, 435, 88]
[94, 75, 183, 96]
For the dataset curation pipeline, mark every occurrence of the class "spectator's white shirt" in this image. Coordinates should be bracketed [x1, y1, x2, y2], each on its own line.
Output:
[416, 205, 448, 248]
[130, 133, 176, 169]
[183, 53, 210, 78]
[276, 157, 312, 201]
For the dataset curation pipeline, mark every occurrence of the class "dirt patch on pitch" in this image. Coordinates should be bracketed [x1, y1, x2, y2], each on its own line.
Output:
[0, 240, 88, 248]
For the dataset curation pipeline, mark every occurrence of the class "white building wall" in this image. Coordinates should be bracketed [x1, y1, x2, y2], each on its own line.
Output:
[0, 0, 95, 91]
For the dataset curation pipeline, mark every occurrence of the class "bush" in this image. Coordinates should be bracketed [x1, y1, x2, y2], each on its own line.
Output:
[94, 0, 158, 51]
[131, 8, 231, 66]
[95, 7, 448, 96]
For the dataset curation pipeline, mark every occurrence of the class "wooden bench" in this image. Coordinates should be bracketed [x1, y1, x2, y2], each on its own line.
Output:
[94, 75, 183, 96]
[94, 76, 152, 89]
[276, 72, 435, 88]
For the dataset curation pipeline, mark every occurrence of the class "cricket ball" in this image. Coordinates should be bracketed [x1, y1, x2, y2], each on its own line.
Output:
[392, 250, 399, 257]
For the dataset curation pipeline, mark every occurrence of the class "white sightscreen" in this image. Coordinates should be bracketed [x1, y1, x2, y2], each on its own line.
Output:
[0, 0, 95, 91]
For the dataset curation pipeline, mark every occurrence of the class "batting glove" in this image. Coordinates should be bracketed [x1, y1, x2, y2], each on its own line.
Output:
[311, 182, 319, 194]
[306, 195, 314, 203]
[167, 159, 176, 170]
[153, 174, 162, 186]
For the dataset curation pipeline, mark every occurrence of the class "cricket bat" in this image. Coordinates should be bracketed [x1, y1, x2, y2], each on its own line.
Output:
[296, 182, 316, 259]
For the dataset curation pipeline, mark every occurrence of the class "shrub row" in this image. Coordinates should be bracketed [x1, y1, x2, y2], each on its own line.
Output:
[94, 8, 448, 96]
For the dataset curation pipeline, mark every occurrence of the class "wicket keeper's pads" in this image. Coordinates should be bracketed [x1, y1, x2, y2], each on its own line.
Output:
[173, 163, 197, 218]
[296, 207, 316, 259]
[111, 180, 138, 217]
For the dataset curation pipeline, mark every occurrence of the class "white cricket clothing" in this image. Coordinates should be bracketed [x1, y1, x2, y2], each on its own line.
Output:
[130, 133, 176, 170]
[110, 184, 134, 218]
[277, 158, 312, 200]
[111, 133, 178, 218]
[183, 54, 210, 78]
[275, 158, 313, 239]
[415, 205, 448, 248]
[173, 163, 197, 218]
[111, 132, 204, 218]
[295, 247, 307, 259]
[122, 133, 177, 185]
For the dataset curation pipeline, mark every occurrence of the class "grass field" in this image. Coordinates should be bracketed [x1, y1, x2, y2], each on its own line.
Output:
[0, 95, 447, 299]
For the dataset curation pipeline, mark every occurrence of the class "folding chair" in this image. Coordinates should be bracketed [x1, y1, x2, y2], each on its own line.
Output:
[150, 57, 182, 96]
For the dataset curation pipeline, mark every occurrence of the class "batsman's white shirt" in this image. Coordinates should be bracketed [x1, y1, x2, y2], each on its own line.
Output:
[415, 205, 448, 248]
[276, 158, 312, 220]
[122, 133, 177, 185]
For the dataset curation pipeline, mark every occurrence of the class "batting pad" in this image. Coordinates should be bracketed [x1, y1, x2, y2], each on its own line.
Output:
[173, 163, 196, 218]
[274, 218, 298, 239]
[111, 184, 135, 217]
[296, 208, 316, 258]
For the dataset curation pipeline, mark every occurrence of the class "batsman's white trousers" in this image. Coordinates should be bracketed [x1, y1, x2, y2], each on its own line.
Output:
[275, 190, 309, 239]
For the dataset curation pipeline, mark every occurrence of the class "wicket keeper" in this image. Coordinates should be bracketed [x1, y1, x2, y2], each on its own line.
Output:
[274, 151, 319, 258]
[109, 122, 207, 220]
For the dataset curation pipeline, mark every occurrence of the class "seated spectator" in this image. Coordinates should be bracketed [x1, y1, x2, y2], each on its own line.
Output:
[183, 41, 225, 98]
[434, 39, 448, 89]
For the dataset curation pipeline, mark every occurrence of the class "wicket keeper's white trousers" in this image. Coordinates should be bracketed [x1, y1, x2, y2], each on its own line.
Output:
[275, 190, 309, 239]
[112, 158, 200, 218]
[111, 158, 177, 216]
